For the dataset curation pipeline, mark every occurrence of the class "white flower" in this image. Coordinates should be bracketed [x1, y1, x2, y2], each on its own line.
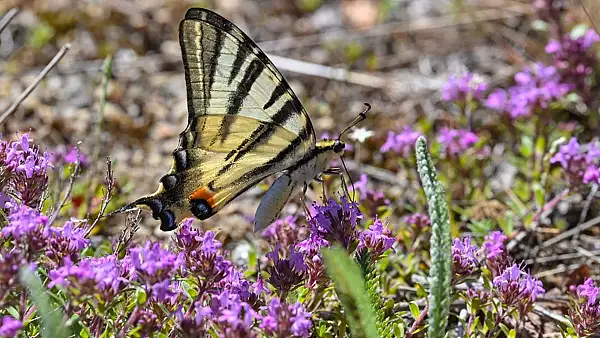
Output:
[348, 127, 374, 143]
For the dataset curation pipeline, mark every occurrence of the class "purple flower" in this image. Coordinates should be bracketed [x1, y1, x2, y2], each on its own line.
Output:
[550, 137, 600, 185]
[437, 127, 479, 156]
[45, 220, 90, 266]
[50, 145, 90, 169]
[211, 291, 258, 338]
[350, 174, 390, 215]
[259, 298, 312, 337]
[0, 134, 53, 207]
[295, 197, 361, 289]
[545, 28, 600, 98]
[441, 73, 488, 104]
[262, 216, 307, 249]
[380, 127, 422, 157]
[127, 241, 184, 301]
[486, 63, 570, 119]
[569, 278, 600, 335]
[176, 301, 211, 336]
[304, 196, 361, 251]
[0, 248, 31, 296]
[0, 316, 22, 338]
[358, 218, 395, 259]
[48, 255, 131, 300]
[3, 205, 49, 254]
[452, 237, 479, 278]
[404, 213, 430, 228]
[130, 308, 160, 337]
[485, 89, 508, 111]
[296, 236, 328, 290]
[493, 264, 545, 314]
[483, 231, 507, 259]
[173, 220, 231, 284]
[266, 244, 307, 295]
[483, 231, 510, 277]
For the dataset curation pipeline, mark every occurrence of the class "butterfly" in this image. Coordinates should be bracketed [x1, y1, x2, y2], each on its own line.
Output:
[114, 8, 367, 232]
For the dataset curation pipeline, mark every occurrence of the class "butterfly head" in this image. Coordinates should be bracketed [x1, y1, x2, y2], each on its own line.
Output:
[333, 140, 345, 154]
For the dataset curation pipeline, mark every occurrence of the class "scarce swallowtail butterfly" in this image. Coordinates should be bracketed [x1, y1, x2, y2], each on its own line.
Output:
[114, 8, 367, 233]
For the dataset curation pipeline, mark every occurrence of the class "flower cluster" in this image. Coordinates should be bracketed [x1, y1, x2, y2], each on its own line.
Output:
[127, 241, 184, 301]
[266, 244, 307, 296]
[441, 72, 488, 105]
[380, 127, 422, 157]
[3, 204, 89, 265]
[0, 249, 31, 298]
[485, 63, 570, 119]
[48, 255, 131, 301]
[49, 145, 90, 168]
[299, 196, 361, 252]
[0, 134, 53, 207]
[550, 137, 600, 185]
[569, 278, 600, 336]
[437, 127, 479, 156]
[404, 213, 430, 228]
[0, 316, 22, 338]
[492, 264, 545, 315]
[262, 216, 307, 249]
[173, 219, 231, 284]
[483, 231, 511, 277]
[452, 236, 479, 278]
[3, 205, 50, 254]
[45, 220, 90, 267]
[358, 218, 395, 259]
[351, 174, 390, 216]
[259, 297, 312, 337]
[210, 291, 258, 338]
[546, 28, 599, 97]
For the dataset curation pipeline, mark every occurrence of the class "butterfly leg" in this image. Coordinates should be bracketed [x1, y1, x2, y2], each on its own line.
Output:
[300, 182, 313, 222]
[322, 167, 354, 201]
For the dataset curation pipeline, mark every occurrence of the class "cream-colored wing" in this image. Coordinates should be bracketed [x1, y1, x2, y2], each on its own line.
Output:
[116, 8, 318, 231]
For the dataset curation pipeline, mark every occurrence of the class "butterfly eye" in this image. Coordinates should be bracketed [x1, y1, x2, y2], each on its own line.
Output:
[333, 141, 345, 153]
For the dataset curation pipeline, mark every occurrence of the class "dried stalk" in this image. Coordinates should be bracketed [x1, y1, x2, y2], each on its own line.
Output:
[0, 43, 71, 124]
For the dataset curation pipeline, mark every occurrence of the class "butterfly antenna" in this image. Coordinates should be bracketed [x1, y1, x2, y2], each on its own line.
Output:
[338, 102, 370, 139]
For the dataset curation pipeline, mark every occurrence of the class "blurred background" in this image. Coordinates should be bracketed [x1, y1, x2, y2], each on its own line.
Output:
[0, 0, 589, 239]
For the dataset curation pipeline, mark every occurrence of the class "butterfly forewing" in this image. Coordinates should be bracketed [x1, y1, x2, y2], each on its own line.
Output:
[122, 8, 317, 231]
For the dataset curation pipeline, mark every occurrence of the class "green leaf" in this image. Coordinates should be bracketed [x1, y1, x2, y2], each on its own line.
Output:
[322, 247, 380, 338]
[135, 288, 147, 305]
[469, 316, 480, 333]
[415, 137, 452, 338]
[19, 267, 70, 338]
[393, 323, 405, 338]
[409, 302, 421, 319]
[519, 135, 533, 157]
[415, 283, 427, 299]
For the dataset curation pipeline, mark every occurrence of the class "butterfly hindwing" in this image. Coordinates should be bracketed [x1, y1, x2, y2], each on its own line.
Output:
[124, 8, 317, 231]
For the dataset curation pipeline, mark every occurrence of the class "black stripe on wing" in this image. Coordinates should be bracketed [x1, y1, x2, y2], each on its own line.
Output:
[216, 100, 297, 177]
[179, 8, 316, 144]
[212, 58, 265, 145]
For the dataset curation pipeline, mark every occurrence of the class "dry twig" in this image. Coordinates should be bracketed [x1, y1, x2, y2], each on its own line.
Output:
[540, 215, 600, 249]
[0, 43, 71, 124]
[86, 156, 115, 237]
[0, 8, 18, 35]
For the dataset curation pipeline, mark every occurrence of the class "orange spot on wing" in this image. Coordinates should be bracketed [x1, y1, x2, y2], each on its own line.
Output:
[189, 187, 216, 208]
